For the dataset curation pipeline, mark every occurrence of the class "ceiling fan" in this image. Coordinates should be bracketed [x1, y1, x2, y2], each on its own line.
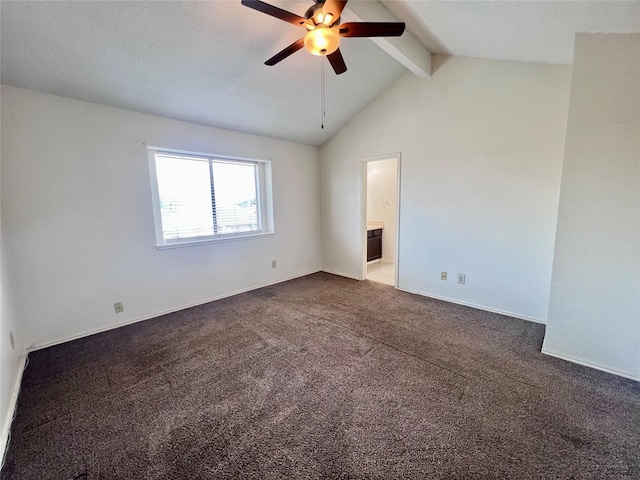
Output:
[241, 0, 406, 74]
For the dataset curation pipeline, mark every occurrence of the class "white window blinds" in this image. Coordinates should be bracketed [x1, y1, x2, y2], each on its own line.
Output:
[149, 149, 271, 247]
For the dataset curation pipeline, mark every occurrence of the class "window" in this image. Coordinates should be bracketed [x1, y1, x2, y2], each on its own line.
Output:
[148, 148, 273, 248]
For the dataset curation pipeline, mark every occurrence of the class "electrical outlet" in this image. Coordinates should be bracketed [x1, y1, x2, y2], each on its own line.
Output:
[10, 331, 15, 350]
[272, 260, 277, 268]
[441, 272, 447, 281]
[114, 302, 124, 313]
[457, 274, 466, 285]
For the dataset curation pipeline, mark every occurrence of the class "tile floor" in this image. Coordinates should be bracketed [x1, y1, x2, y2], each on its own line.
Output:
[366, 262, 395, 286]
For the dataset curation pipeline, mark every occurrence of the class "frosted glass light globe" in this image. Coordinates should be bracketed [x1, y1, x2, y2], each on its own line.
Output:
[304, 27, 340, 56]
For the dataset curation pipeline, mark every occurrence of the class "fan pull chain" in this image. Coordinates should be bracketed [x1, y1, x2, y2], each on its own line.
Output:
[320, 58, 325, 129]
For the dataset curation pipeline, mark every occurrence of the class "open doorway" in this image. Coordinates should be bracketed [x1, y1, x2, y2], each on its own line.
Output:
[362, 154, 400, 287]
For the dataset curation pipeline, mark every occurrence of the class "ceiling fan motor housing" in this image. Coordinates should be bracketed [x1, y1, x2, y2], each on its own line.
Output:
[305, 2, 340, 28]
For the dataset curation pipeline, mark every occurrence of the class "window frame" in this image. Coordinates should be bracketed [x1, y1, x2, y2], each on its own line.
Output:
[147, 146, 274, 249]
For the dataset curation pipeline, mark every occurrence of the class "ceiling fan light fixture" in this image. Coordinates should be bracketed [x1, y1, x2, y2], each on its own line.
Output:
[241, 0, 406, 74]
[313, 12, 334, 26]
[304, 27, 339, 56]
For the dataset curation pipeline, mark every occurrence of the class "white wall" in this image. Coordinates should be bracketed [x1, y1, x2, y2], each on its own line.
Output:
[0, 103, 27, 460]
[0, 86, 321, 350]
[366, 158, 397, 262]
[542, 34, 640, 380]
[321, 56, 571, 321]
[0, 239, 25, 462]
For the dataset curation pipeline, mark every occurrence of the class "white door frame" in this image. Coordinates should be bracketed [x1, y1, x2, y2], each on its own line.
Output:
[361, 153, 402, 287]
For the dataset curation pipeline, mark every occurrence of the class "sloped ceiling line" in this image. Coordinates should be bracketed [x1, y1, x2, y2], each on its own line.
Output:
[344, 1, 431, 78]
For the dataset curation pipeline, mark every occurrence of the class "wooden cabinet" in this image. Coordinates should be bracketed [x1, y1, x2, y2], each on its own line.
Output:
[367, 228, 382, 261]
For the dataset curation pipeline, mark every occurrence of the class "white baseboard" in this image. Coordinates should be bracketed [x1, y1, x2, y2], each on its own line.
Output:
[321, 269, 363, 281]
[541, 348, 640, 381]
[365, 259, 394, 266]
[396, 286, 546, 325]
[1, 352, 28, 466]
[30, 269, 322, 352]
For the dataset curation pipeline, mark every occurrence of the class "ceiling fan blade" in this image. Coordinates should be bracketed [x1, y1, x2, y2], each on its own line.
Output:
[265, 38, 305, 66]
[241, 0, 309, 27]
[327, 48, 347, 75]
[338, 22, 406, 37]
[322, 0, 348, 21]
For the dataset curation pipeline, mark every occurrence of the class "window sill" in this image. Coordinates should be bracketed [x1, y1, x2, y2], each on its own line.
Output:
[155, 232, 274, 250]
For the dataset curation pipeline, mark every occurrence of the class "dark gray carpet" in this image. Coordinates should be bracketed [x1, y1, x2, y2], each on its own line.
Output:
[2, 272, 639, 479]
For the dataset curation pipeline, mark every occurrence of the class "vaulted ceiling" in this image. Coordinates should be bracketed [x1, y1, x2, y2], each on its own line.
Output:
[2, 1, 639, 147]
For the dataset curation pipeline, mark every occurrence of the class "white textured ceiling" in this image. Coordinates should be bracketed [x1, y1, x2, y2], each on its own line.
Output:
[0, 1, 406, 147]
[2, 1, 639, 146]
[386, 0, 640, 65]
